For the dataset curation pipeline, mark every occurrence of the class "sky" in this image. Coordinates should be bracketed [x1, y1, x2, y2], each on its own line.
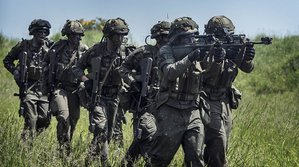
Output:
[1, 0, 298, 45]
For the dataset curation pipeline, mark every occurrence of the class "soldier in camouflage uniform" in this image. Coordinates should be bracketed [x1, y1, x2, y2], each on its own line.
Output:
[149, 17, 209, 167]
[202, 15, 255, 167]
[42, 20, 88, 156]
[112, 38, 136, 147]
[72, 18, 132, 166]
[119, 21, 170, 167]
[3, 19, 53, 143]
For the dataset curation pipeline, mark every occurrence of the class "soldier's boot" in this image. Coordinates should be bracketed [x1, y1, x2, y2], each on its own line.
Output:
[113, 109, 125, 147]
[85, 133, 101, 167]
[101, 157, 111, 167]
[58, 142, 71, 159]
[121, 156, 134, 167]
[57, 116, 71, 158]
[20, 127, 34, 148]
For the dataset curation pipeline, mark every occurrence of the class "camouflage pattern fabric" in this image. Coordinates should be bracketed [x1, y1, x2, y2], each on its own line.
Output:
[149, 42, 205, 166]
[43, 39, 88, 156]
[3, 38, 53, 142]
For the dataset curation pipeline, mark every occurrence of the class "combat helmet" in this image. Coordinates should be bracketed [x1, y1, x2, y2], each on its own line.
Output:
[150, 21, 171, 39]
[102, 18, 129, 37]
[61, 20, 84, 36]
[28, 19, 51, 35]
[169, 17, 199, 38]
[204, 15, 235, 36]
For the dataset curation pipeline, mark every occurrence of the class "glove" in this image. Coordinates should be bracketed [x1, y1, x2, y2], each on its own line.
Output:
[83, 79, 93, 94]
[213, 47, 225, 62]
[226, 47, 241, 60]
[188, 49, 204, 62]
[13, 69, 21, 86]
[244, 45, 255, 61]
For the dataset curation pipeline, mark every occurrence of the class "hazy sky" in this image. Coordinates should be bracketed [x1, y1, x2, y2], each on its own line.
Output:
[1, 0, 298, 44]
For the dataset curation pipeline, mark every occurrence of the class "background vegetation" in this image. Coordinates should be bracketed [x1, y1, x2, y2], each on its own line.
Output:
[0, 32, 298, 166]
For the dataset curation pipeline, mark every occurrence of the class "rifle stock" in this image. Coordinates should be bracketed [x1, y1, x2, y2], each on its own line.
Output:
[88, 56, 119, 133]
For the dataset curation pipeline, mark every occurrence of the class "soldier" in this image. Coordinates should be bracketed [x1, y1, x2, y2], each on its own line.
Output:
[149, 17, 210, 167]
[3, 19, 53, 143]
[202, 15, 255, 166]
[119, 21, 171, 167]
[42, 20, 88, 156]
[112, 38, 136, 147]
[72, 18, 132, 166]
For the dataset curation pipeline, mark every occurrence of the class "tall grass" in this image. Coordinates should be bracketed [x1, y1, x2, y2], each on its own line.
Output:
[0, 33, 298, 166]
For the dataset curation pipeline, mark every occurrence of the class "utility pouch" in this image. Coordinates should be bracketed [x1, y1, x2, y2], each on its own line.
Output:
[27, 65, 42, 81]
[55, 62, 65, 81]
[198, 94, 211, 125]
[229, 86, 242, 109]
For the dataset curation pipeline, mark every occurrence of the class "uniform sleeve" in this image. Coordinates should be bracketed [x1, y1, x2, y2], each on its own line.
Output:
[119, 52, 137, 85]
[72, 46, 94, 79]
[159, 45, 192, 81]
[3, 42, 22, 74]
[239, 60, 254, 73]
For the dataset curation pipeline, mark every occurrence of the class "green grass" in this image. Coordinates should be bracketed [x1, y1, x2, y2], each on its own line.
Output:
[0, 33, 298, 166]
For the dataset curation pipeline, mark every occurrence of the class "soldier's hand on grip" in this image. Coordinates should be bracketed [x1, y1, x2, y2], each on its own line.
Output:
[188, 48, 204, 62]
[244, 45, 255, 61]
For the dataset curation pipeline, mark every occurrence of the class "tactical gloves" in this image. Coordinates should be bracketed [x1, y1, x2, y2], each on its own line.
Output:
[244, 45, 255, 61]
[188, 48, 204, 62]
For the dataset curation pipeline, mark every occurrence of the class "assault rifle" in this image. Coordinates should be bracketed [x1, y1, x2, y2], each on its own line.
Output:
[48, 49, 57, 95]
[135, 57, 153, 140]
[14, 51, 28, 117]
[88, 56, 119, 133]
[219, 34, 272, 47]
[171, 34, 217, 50]
[171, 33, 272, 62]
[218, 34, 272, 64]
[171, 34, 272, 50]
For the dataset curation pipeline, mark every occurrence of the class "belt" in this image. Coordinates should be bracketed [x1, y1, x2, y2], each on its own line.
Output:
[203, 87, 227, 93]
[169, 92, 198, 101]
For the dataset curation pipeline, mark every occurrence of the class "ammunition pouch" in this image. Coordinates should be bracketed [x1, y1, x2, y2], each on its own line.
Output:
[228, 86, 242, 109]
[27, 65, 42, 81]
[137, 112, 157, 141]
[203, 86, 227, 100]
[77, 86, 91, 109]
[56, 62, 78, 84]
[218, 60, 237, 88]
[198, 93, 211, 125]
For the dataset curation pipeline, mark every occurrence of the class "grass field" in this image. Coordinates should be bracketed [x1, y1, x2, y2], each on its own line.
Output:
[0, 33, 298, 166]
